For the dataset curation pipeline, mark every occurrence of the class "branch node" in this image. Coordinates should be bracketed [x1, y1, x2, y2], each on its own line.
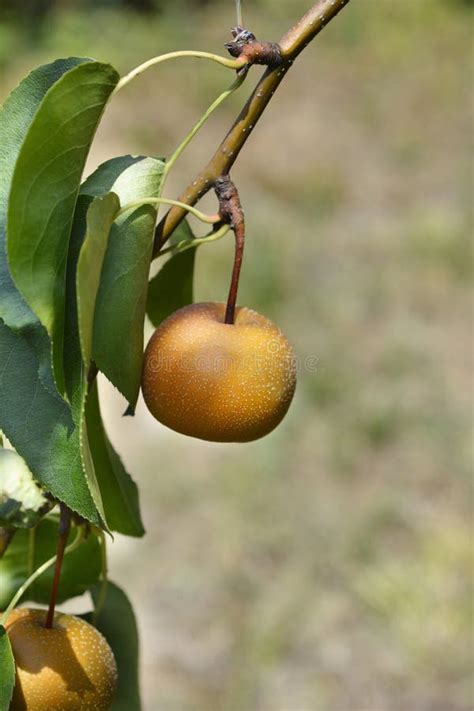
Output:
[225, 26, 283, 68]
[215, 175, 244, 227]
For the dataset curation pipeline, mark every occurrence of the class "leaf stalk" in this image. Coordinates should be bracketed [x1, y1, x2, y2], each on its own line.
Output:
[116, 197, 220, 225]
[113, 50, 247, 94]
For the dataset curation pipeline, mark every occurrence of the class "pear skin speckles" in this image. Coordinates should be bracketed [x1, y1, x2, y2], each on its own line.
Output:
[142, 302, 297, 443]
[5, 608, 117, 711]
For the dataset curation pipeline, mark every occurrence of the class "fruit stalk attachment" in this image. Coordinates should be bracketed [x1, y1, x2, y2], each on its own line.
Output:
[215, 176, 245, 325]
[45, 503, 72, 629]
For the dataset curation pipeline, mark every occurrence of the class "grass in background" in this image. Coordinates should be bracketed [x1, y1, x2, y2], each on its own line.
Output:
[1, 1, 472, 709]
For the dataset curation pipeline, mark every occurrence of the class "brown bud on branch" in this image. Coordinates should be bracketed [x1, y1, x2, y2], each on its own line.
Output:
[225, 26, 283, 68]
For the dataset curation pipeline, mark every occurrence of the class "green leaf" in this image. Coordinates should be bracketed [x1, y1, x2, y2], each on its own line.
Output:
[69, 159, 160, 530]
[0, 319, 102, 525]
[86, 381, 144, 537]
[64, 195, 92, 405]
[61, 195, 109, 529]
[7, 60, 119, 393]
[0, 61, 90, 409]
[66, 186, 148, 533]
[65, 161, 159, 534]
[64, 192, 133, 537]
[63, 196, 111, 532]
[0, 58, 84, 334]
[146, 220, 196, 328]
[93, 207, 157, 407]
[0, 59, 117, 526]
[81, 156, 164, 407]
[77, 193, 120, 366]
[0, 516, 101, 609]
[91, 581, 141, 711]
[0, 626, 15, 711]
[80, 155, 161, 199]
[0, 449, 52, 529]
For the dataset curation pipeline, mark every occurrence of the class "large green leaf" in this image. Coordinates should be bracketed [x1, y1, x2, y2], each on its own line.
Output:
[146, 220, 196, 328]
[74, 158, 159, 532]
[0, 60, 82, 440]
[61, 195, 108, 528]
[63, 194, 122, 534]
[86, 381, 144, 537]
[81, 156, 164, 407]
[0, 516, 101, 609]
[0, 319, 102, 524]
[80, 155, 157, 199]
[7, 60, 119, 393]
[91, 582, 141, 711]
[64, 193, 136, 537]
[0, 58, 83, 334]
[0, 63, 77, 425]
[0, 59, 115, 525]
[0, 626, 15, 711]
[64, 159, 157, 536]
[68, 194, 122, 532]
[93, 207, 157, 407]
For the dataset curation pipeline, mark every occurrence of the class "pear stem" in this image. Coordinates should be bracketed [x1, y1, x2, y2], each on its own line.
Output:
[45, 504, 72, 629]
[215, 176, 245, 325]
[225, 220, 245, 325]
[0, 526, 84, 627]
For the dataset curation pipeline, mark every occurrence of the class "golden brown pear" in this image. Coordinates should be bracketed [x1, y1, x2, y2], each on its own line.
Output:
[5, 607, 117, 711]
[142, 302, 297, 442]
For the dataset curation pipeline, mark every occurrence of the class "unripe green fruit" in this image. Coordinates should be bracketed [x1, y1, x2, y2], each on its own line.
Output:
[142, 302, 297, 442]
[5, 607, 117, 711]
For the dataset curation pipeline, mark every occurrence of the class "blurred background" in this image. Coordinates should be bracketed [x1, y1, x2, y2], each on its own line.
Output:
[1, 1, 472, 709]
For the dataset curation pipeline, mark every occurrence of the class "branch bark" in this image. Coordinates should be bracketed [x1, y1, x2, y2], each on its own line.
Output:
[153, 0, 351, 255]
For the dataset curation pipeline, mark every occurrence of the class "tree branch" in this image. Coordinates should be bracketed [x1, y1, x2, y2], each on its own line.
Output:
[153, 0, 351, 255]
